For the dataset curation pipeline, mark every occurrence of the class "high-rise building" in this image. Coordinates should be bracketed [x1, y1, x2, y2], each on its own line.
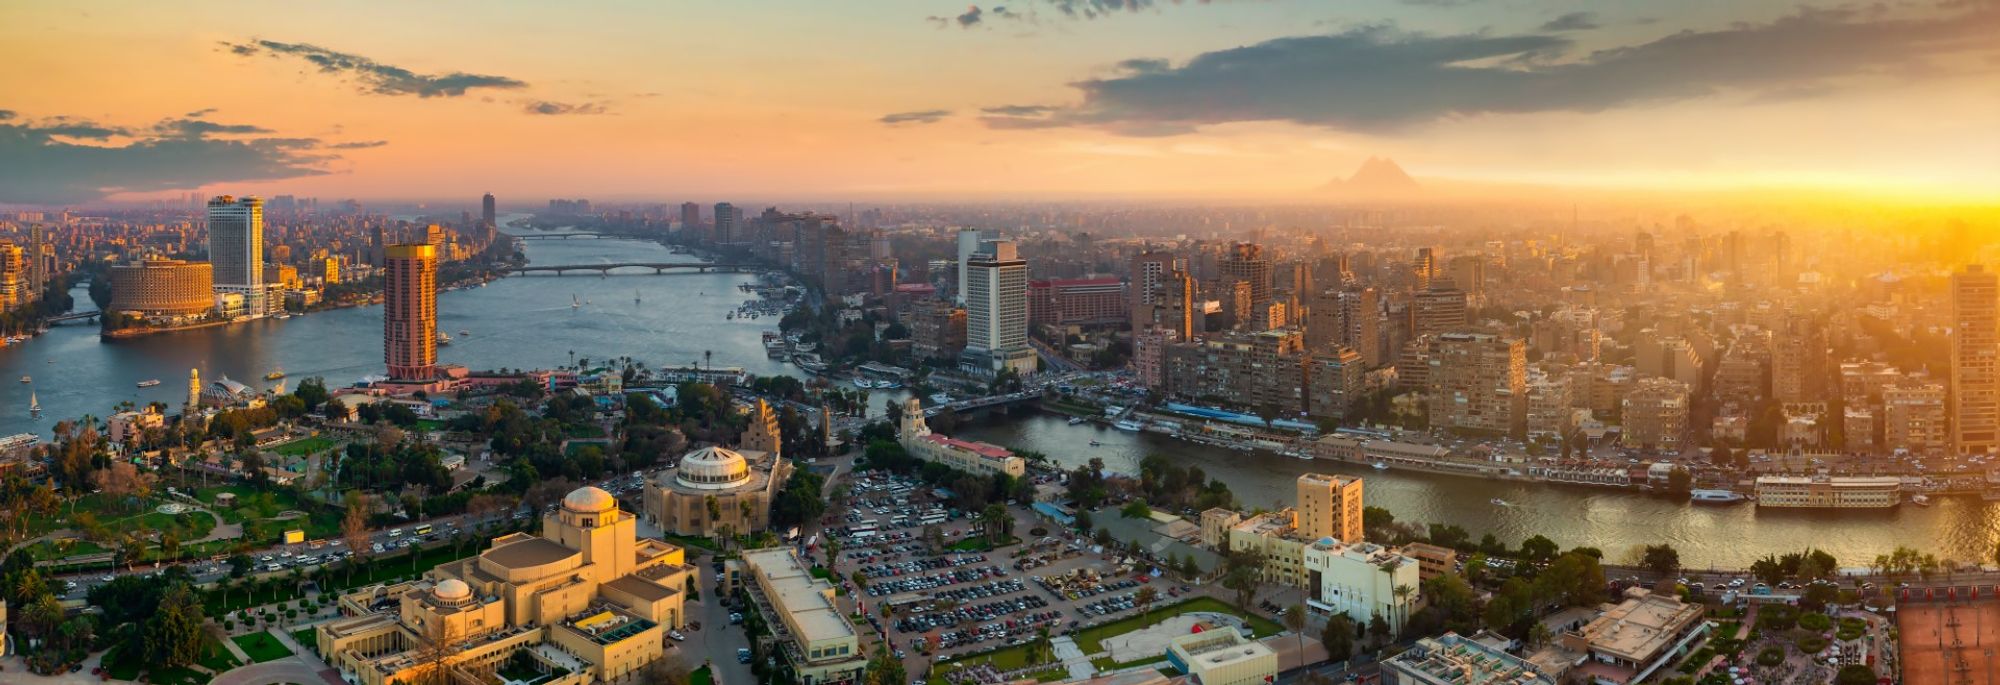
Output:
[1427, 332, 1526, 435]
[1339, 287, 1383, 367]
[1412, 286, 1468, 338]
[1135, 269, 1198, 340]
[712, 202, 739, 244]
[1953, 265, 1999, 455]
[1884, 380, 1948, 456]
[963, 240, 1033, 375]
[0, 242, 25, 309]
[383, 244, 438, 381]
[679, 202, 701, 232]
[1412, 247, 1437, 291]
[955, 228, 983, 305]
[206, 195, 264, 290]
[480, 192, 496, 229]
[1771, 314, 1826, 403]
[1621, 377, 1690, 451]
[1305, 346, 1365, 420]
[1295, 473, 1365, 543]
[1219, 243, 1273, 317]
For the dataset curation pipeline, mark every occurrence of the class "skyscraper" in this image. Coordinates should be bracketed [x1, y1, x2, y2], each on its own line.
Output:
[963, 240, 1032, 375]
[1952, 265, 1999, 455]
[712, 202, 739, 244]
[1218, 243, 1273, 317]
[207, 195, 264, 298]
[481, 192, 496, 229]
[384, 243, 438, 381]
[955, 228, 983, 306]
[679, 202, 701, 233]
[1412, 247, 1437, 291]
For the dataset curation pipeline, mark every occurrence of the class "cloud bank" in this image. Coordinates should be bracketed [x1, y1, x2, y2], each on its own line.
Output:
[0, 112, 370, 203]
[224, 39, 527, 97]
[880, 109, 953, 125]
[977, 6, 2000, 134]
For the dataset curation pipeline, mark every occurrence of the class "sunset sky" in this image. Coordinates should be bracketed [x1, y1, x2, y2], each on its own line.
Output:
[3, 0, 1998, 205]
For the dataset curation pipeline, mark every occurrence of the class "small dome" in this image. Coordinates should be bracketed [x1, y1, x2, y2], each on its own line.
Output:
[563, 486, 618, 513]
[434, 578, 471, 601]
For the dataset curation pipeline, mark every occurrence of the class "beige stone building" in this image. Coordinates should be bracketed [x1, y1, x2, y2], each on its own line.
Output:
[1294, 473, 1364, 543]
[1620, 377, 1689, 451]
[740, 547, 869, 684]
[318, 486, 694, 685]
[642, 446, 793, 538]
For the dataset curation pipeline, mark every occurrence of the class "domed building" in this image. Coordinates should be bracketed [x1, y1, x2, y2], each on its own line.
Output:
[642, 443, 794, 538]
[316, 485, 695, 685]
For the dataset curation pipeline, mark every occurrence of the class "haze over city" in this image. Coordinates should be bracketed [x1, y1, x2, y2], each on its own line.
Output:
[6, 3, 2000, 685]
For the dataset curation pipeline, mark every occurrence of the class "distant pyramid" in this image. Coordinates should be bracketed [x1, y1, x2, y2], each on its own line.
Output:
[1322, 157, 1421, 195]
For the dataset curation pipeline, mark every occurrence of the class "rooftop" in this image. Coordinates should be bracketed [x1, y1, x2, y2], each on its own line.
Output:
[1385, 633, 1554, 685]
[922, 434, 1016, 460]
[1573, 590, 1704, 662]
[743, 547, 855, 647]
[482, 537, 579, 570]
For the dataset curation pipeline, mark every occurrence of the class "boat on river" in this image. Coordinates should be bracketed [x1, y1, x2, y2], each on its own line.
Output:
[136, 379, 161, 388]
[1490, 498, 1514, 507]
[1690, 489, 1748, 504]
[1067, 416, 1087, 425]
[1113, 419, 1143, 432]
[1372, 462, 1388, 471]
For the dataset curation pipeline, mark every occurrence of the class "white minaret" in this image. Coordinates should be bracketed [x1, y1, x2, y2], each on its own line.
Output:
[186, 368, 201, 412]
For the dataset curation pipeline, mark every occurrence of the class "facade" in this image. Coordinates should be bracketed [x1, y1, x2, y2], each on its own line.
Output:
[1028, 277, 1127, 327]
[0, 243, 24, 310]
[1302, 538, 1422, 633]
[1620, 377, 1689, 451]
[318, 487, 694, 685]
[1412, 287, 1468, 338]
[1400, 543, 1458, 583]
[907, 299, 968, 361]
[962, 240, 1034, 375]
[1218, 243, 1273, 317]
[1165, 630, 1277, 685]
[1953, 265, 2000, 455]
[897, 398, 1026, 478]
[642, 440, 793, 538]
[109, 259, 215, 316]
[1383, 633, 1555, 685]
[955, 228, 983, 305]
[1427, 333, 1526, 435]
[384, 243, 439, 381]
[1132, 326, 1178, 390]
[1754, 476, 1900, 508]
[1525, 373, 1575, 441]
[1884, 380, 1948, 455]
[1295, 473, 1364, 543]
[1306, 346, 1365, 420]
[1226, 512, 1308, 588]
[740, 548, 867, 685]
[1164, 329, 1307, 416]
[1339, 287, 1383, 367]
[1560, 589, 1707, 685]
[206, 195, 264, 290]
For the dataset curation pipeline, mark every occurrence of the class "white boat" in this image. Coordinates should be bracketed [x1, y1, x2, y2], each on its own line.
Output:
[1908, 494, 1932, 507]
[1088, 440, 1102, 446]
[437, 332, 453, 346]
[17, 375, 27, 384]
[1371, 462, 1388, 471]
[1690, 489, 1748, 504]
[852, 378, 874, 389]
[29, 391, 39, 416]
[459, 330, 470, 337]
[571, 294, 581, 309]
[1113, 419, 1143, 432]
[929, 393, 952, 404]
[1490, 498, 1514, 507]
[136, 379, 161, 388]
[1067, 416, 1087, 425]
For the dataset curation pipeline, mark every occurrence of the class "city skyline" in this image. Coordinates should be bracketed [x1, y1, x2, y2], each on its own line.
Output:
[3, 1, 1998, 205]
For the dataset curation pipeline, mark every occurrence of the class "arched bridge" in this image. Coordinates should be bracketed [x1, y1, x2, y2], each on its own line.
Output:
[513, 232, 625, 240]
[501, 263, 756, 275]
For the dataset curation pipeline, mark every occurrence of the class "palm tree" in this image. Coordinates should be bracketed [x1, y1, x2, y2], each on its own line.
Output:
[1390, 584, 1415, 637]
[1135, 585, 1160, 626]
[1282, 604, 1307, 670]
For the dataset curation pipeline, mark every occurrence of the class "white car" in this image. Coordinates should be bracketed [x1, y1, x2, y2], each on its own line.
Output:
[668, 630, 686, 641]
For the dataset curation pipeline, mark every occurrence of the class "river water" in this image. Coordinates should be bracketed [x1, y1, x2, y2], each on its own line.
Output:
[0, 222, 1985, 568]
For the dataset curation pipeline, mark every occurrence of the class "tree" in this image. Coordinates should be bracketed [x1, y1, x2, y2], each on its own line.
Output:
[1641, 544, 1682, 577]
[1834, 665, 1877, 685]
[863, 643, 906, 685]
[981, 503, 1012, 544]
[1320, 614, 1355, 663]
[1520, 535, 1560, 563]
[1222, 549, 1264, 609]
[1135, 585, 1160, 626]
[228, 553, 253, 578]
[342, 491, 372, 583]
[1120, 500, 1152, 519]
[636, 652, 691, 685]
[1282, 603, 1307, 669]
[142, 583, 206, 668]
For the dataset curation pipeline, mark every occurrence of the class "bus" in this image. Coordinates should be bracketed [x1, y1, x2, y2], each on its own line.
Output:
[919, 514, 947, 526]
[848, 522, 878, 535]
[414, 524, 434, 536]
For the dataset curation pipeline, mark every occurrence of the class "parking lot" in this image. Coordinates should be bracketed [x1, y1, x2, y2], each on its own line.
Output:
[827, 470, 1211, 680]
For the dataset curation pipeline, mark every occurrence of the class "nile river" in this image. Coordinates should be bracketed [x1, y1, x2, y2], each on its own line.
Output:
[0, 223, 1989, 568]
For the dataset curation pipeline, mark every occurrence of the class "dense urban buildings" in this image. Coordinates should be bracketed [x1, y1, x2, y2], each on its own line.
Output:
[1952, 265, 1999, 455]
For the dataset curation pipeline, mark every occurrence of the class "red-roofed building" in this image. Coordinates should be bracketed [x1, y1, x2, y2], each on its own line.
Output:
[896, 398, 1027, 478]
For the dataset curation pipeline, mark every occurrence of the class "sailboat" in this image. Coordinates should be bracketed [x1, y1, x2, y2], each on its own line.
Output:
[571, 294, 581, 309]
[29, 390, 40, 417]
[634, 290, 641, 304]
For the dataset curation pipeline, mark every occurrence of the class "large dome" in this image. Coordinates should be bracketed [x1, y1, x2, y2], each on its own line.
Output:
[433, 578, 471, 602]
[675, 446, 753, 490]
[563, 486, 618, 513]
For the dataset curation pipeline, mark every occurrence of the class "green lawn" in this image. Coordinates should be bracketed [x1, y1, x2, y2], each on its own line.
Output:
[1074, 597, 1282, 656]
[689, 666, 714, 685]
[662, 533, 719, 551]
[272, 436, 338, 456]
[292, 627, 319, 655]
[203, 540, 486, 616]
[233, 631, 295, 663]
